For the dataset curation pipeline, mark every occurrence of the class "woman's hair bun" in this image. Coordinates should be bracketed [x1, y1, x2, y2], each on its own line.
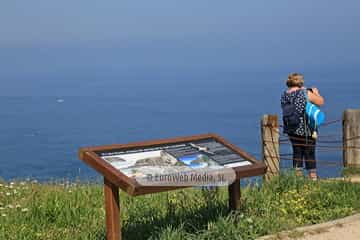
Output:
[286, 73, 304, 87]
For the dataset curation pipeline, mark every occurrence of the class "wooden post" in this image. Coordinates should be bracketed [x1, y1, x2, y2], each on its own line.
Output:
[104, 178, 121, 240]
[343, 109, 360, 168]
[261, 115, 280, 181]
[228, 179, 241, 211]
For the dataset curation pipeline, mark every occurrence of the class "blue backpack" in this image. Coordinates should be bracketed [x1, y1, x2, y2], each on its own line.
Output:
[303, 89, 325, 130]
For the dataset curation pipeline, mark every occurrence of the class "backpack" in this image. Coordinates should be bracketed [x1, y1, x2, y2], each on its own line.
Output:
[281, 92, 302, 134]
[303, 89, 325, 130]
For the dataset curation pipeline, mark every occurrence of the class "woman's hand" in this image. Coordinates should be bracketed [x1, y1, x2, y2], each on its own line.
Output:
[308, 87, 325, 106]
[311, 87, 320, 96]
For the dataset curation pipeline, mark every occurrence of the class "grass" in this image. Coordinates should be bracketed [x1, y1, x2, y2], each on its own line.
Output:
[343, 167, 360, 177]
[1, 172, 360, 240]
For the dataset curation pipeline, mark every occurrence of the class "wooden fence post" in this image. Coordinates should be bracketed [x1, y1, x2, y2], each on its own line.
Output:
[261, 115, 280, 181]
[343, 109, 360, 168]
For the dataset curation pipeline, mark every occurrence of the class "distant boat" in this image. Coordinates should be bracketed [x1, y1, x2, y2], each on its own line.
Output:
[56, 99, 65, 103]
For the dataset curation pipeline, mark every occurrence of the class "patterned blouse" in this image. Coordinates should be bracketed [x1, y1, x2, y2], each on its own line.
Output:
[280, 89, 312, 136]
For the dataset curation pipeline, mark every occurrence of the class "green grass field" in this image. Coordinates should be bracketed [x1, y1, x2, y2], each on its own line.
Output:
[343, 167, 360, 177]
[1, 173, 360, 240]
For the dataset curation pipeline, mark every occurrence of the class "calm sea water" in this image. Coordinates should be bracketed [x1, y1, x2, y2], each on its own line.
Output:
[0, 70, 358, 181]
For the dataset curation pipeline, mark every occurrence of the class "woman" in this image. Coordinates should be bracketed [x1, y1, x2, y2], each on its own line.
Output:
[281, 73, 325, 180]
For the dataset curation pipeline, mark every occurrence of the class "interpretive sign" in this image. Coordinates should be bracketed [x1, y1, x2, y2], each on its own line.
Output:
[78, 133, 267, 240]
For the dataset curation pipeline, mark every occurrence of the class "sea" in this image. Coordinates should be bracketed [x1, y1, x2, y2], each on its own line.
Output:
[0, 69, 359, 181]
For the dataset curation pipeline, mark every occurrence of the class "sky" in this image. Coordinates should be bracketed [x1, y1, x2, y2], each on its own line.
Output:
[0, 1, 359, 95]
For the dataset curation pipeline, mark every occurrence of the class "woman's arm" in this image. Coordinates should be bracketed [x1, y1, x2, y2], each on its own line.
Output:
[307, 87, 325, 106]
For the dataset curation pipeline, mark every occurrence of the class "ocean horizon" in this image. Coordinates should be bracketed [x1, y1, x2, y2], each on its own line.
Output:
[0, 69, 358, 181]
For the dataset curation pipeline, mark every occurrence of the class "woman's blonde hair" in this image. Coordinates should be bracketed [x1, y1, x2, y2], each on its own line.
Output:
[286, 73, 304, 87]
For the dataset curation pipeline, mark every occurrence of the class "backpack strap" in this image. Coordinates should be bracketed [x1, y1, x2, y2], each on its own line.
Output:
[303, 88, 309, 101]
[302, 88, 310, 140]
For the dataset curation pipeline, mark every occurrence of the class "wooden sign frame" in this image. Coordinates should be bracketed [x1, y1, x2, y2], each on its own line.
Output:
[78, 133, 267, 240]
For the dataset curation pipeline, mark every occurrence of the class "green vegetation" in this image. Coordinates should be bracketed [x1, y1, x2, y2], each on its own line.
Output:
[1, 173, 360, 240]
[343, 167, 360, 177]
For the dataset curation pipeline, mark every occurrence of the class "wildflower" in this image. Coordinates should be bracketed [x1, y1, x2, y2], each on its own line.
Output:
[15, 204, 21, 208]
[1, 214, 6, 217]
[20, 182, 26, 186]
[0, 207, 5, 211]
[7, 204, 14, 209]
[6, 192, 11, 196]
[21, 208, 29, 212]
[0, 184, 3, 187]
[246, 218, 253, 223]
[10, 182, 14, 185]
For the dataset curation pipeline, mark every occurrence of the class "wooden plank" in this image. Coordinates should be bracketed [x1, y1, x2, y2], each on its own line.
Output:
[81, 133, 215, 153]
[104, 178, 121, 240]
[261, 115, 280, 181]
[343, 109, 360, 167]
[228, 179, 241, 210]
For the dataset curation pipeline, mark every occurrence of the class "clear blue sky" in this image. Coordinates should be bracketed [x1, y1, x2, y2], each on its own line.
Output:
[0, 1, 359, 81]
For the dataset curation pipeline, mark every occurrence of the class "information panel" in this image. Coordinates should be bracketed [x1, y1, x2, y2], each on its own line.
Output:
[79, 133, 266, 196]
[99, 138, 251, 178]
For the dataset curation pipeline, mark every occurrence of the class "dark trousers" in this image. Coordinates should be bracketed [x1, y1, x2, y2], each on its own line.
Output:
[288, 134, 316, 170]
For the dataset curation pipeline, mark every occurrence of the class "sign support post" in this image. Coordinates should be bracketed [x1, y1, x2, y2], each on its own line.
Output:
[228, 179, 241, 210]
[104, 178, 121, 240]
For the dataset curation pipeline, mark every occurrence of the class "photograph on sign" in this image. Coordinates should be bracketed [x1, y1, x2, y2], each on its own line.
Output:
[102, 150, 221, 177]
[101, 139, 251, 186]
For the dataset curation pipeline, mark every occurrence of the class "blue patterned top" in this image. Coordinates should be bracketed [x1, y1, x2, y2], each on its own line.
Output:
[281, 89, 311, 136]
